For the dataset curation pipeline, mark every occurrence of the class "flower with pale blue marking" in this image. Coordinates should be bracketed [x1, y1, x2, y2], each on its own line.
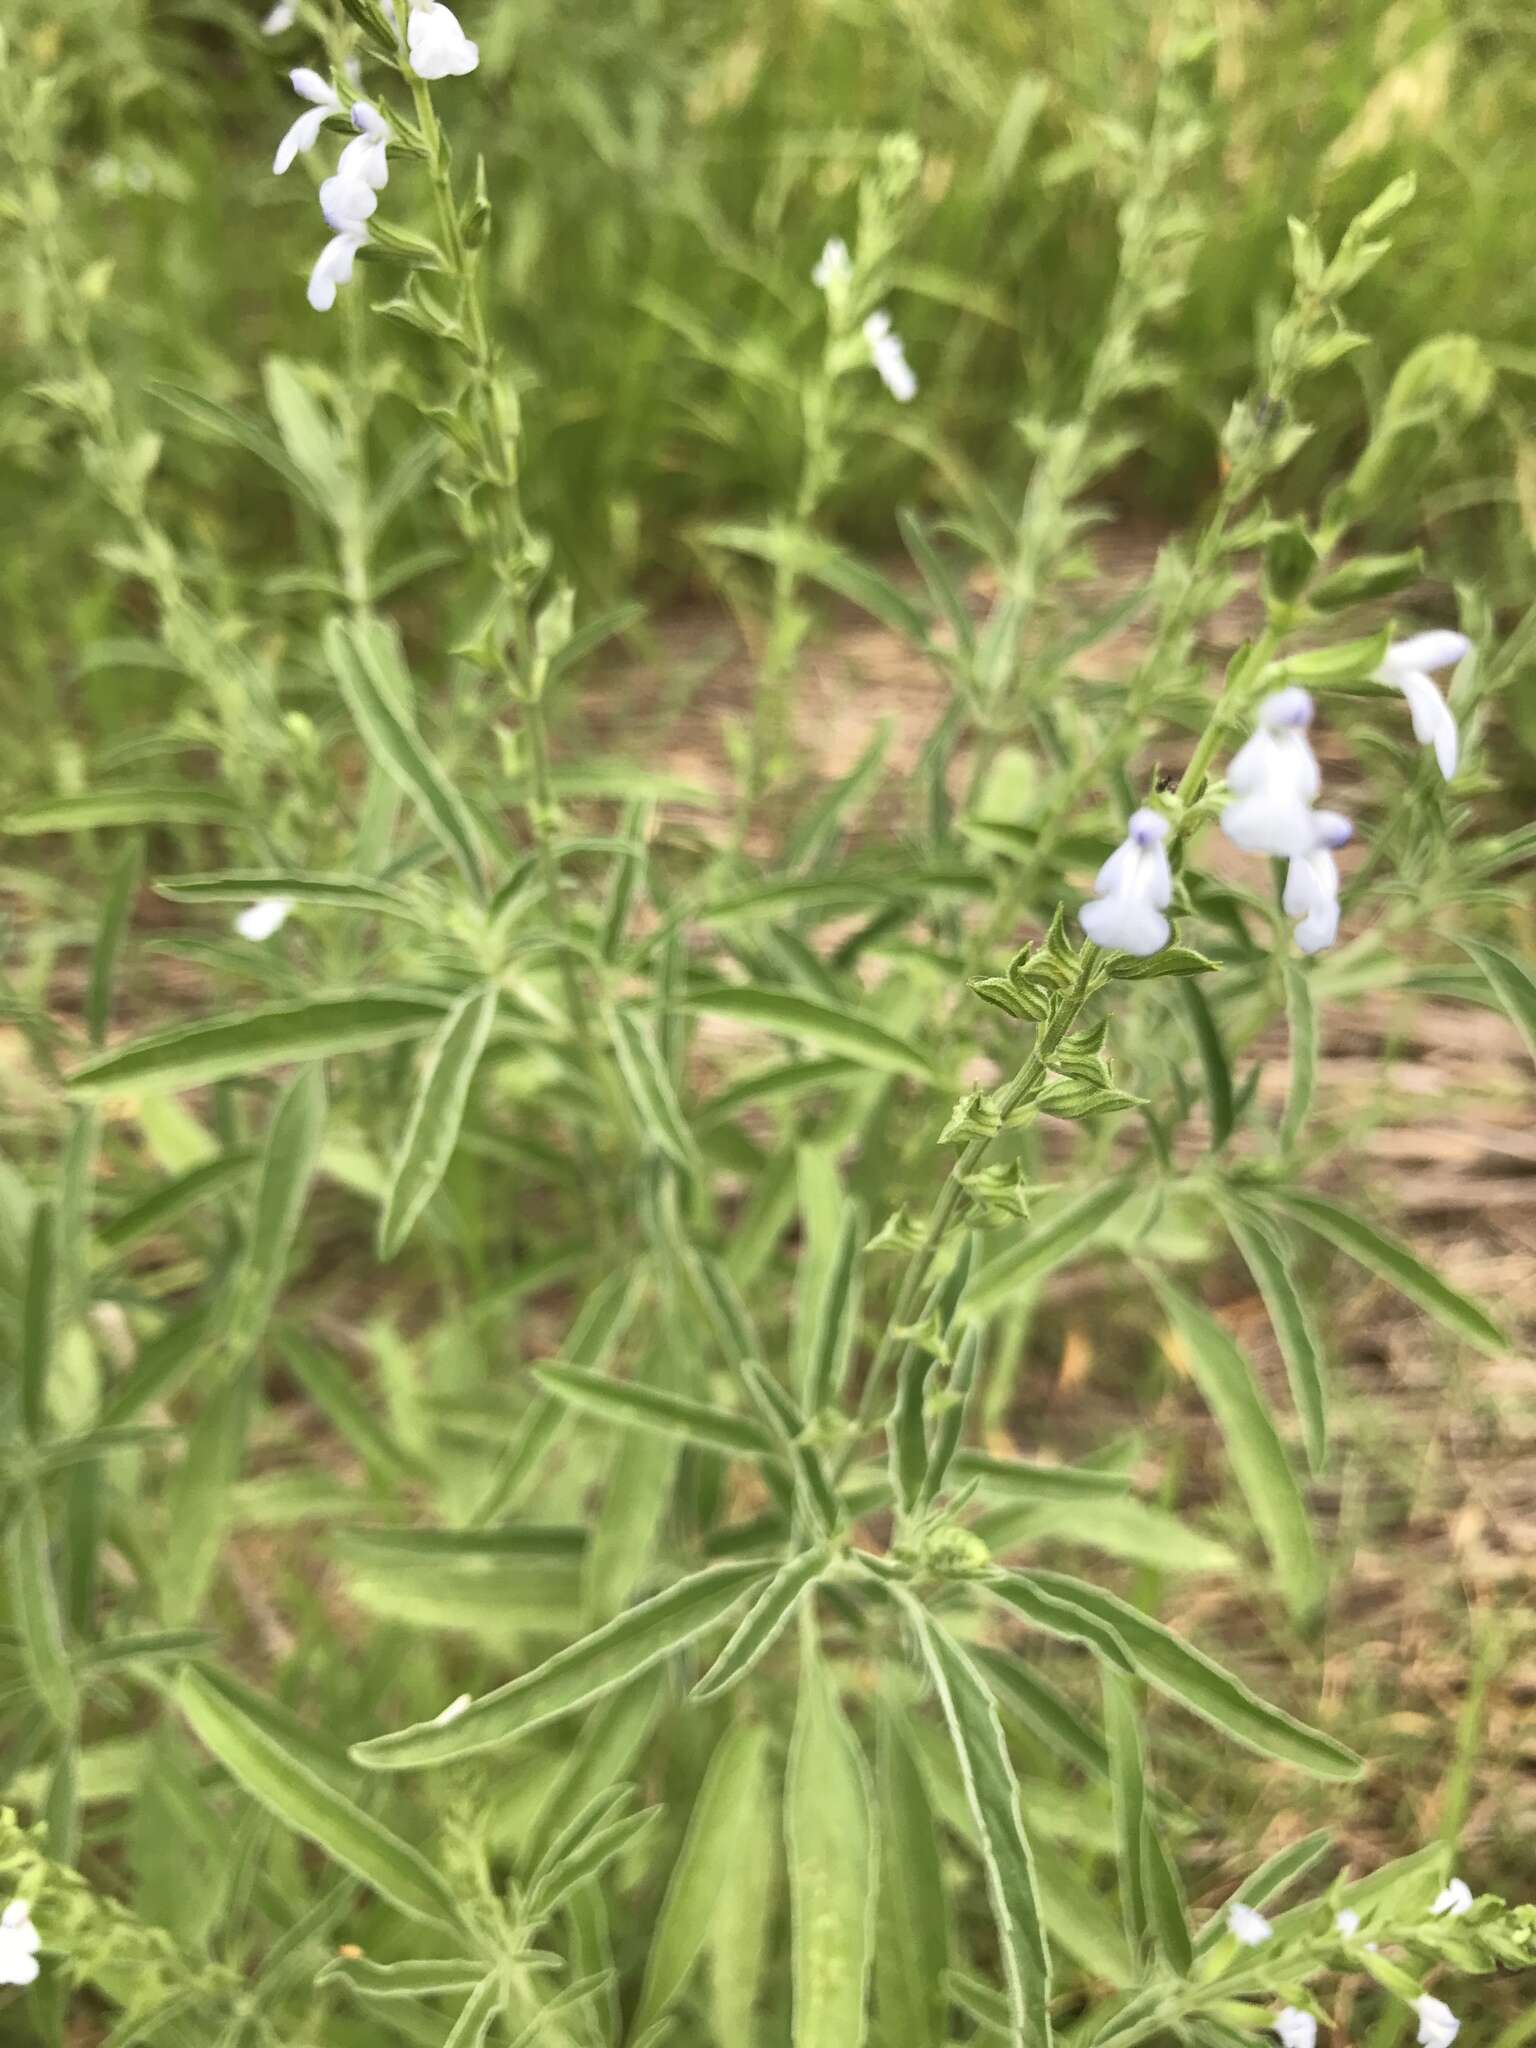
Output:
[1282, 808, 1351, 955]
[261, 1, 296, 32]
[1079, 807, 1172, 956]
[1376, 630, 1468, 780]
[1220, 687, 1321, 858]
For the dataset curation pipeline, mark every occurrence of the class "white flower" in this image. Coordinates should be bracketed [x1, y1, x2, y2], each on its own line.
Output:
[1431, 1878, 1474, 1919]
[1220, 687, 1322, 858]
[813, 236, 851, 290]
[1275, 2008, 1317, 2048]
[235, 897, 295, 942]
[0, 1900, 41, 1988]
[261, 1, 296, 31]
[318, 104, 390, 230]
[406, 0, 479, 79]
[1079, 806, 1173, 956]
[1376, 631, 1468, 781]
[433, 1693, 471, 1724]
[864, 310, 918, 403]
[274, 67, 342, 175]
[1227, 1900, 1273, 1947]
[1282, 808, 1352, 954]
[307, 230, 368, 312]
[1335, 1907, 1361, 1936]
[1414, 1996, 1460, 2048]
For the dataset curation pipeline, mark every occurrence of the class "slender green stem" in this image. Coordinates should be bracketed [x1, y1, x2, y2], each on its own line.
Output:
[839, 949, 1100, 1478]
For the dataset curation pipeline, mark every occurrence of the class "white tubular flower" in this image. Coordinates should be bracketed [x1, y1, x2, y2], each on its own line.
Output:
[1079, 807, 1172, 956]
[339, 102, 391, 189]
[433, 1693, 471, 1724]
[1220, 687, 1322, 858]
[307, 230, 367, 311]
[406, 0, 479, 79]
[1335, 1907, 1361, 1937]
[864, 310, 918, 403]
[1431, 1878, 1474, 1919]
[235, 897, 295, 941]
[0, 1901, 41, 1987]
[1227, 1901, 1273, 1947]
[318, 107, 390, 234]
[1376, 631, 1469, 781]
[1414, 1996, 1460, 2048]
[1282, 808, 1351, 955]
[274, 68, 342, 175]
[261, 1, 296, 32]
[812, 236, 851, 290]
[1275, 2008, 1318, 2048]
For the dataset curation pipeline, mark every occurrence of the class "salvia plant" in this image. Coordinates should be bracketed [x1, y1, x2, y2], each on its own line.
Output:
[1, 4, 1534, 2047]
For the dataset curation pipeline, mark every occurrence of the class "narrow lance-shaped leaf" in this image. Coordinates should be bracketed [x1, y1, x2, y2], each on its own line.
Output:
[535, 1361, 779, 1461]
[352, 1561, 770, 1770]
[20, 1201, 55, 1441]
[68, 993, 446, 1096]
[965, 1179, 1135, 1319]
[326, 615, 485, 898]
[889, 1236, 975, 1513]
[1458, 936, 1536, 1071]
[612, 1007, 701, 1172]
[920, 1325, 982, 1506]
[908, 1603, 1052, 2048]
[634, 1722, 773, 2031]
[692, 1546, 831, 1701]
[87, 835, 142, 1047]
[1225, 1205, 1329, 1473]
[7, 1495, 78, 1734]
[874, 1702, 950, 2048]
[1002, 1570, 1360, 1779]
[1150, 1274, 1322, 1621]
[785, 1625, 876, 2048]
[1177, 981, 1235, 1149]
[1259, 1187, 1505, 1354]
[804, 1199, 864, 1414]
[444, 1975, 501, 2048]
[177, 1666, 458, 1926]
[1280, 962, 1317, 1151]
[228, 1065, 328, 1351]
[379, 983, 498, 1259]
[157, 870, 427, 924]
[677, 985, 935, 1081]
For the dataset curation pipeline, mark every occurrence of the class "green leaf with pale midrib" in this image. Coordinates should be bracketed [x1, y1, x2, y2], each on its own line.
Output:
[67, 992, 448, 1095]
[177, 1667, 458, 1925]
[1000, 1569, 1360, 1779]
[351, 1561, 769, 1770]
[1259, 1187, 1505, 1354]
[677, 985, 935, 1081]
